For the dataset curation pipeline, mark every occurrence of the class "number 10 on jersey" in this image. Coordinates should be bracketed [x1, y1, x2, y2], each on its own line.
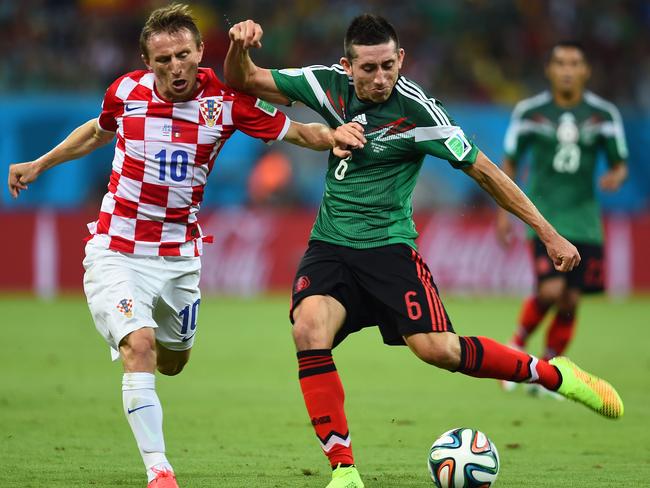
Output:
[156, 148, 189, 182]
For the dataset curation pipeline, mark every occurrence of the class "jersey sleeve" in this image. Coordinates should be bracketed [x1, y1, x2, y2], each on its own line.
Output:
[231, 92, 291, 143]
[96, 77, 123, 133]
[410, 98, 479, 169]
[271, 66, 346, 126]
[599, 103, 629, 165]
[503, 102, 533, 164]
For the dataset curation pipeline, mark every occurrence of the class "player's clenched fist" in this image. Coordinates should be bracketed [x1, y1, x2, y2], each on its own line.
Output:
[8, 161, 40, 198]
[228, 19, 263, 49]
[332, 122, 366, 158]
[546, 235, 581, 272]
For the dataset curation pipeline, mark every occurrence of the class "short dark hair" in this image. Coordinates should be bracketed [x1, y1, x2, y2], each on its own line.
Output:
[344, 14, 399, 59]
[547, 40, 588, 63]
[140, 3, 202, 59]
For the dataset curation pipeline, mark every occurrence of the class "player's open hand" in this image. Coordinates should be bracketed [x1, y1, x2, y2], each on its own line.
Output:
[228, 20, 263, 50]
[332, 122, 365, 159]
[546, 234, 581, 272]
[8, 161, 40, 198]
[599, 171, 623, 192]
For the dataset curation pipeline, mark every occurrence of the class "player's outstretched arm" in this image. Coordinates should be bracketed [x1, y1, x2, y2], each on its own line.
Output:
[495, 157, 517, 247]
[284, 121, 366, 155]
[7, 118, 115, 198]
[224, 19, 290, 104]
[464, 151, 580, 272]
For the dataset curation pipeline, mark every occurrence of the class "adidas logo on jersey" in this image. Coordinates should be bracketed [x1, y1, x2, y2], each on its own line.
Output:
[351, 114, 367, 125]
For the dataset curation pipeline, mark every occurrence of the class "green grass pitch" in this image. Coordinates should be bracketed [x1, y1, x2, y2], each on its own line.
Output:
[1, 294, 649, 487]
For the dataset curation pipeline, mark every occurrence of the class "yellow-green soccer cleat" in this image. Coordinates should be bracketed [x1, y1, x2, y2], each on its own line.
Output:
[549, 356, 624, 419]
[325, 464, 364, 488]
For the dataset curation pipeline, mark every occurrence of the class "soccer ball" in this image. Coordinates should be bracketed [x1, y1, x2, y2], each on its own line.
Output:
[428, 427, 500, 487]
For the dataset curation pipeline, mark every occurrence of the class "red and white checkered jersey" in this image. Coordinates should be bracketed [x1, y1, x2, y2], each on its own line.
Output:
[88, 67, 290, 256]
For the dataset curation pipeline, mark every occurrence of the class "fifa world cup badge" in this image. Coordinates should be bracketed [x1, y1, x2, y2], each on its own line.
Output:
[199, 98, 223, 127]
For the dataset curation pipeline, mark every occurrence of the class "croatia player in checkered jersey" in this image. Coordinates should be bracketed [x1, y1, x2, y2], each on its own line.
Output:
[7, 5, 364, 488]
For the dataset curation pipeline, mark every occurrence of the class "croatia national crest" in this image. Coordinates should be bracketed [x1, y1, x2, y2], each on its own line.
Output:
[199, 97, 222, 127]
[117, 298, 134, 318]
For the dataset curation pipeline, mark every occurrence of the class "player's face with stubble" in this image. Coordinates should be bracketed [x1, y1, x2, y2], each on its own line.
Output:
[143, 28, 204, 102]
[546, 47, 590, 97]
[342, 40, 404, 103]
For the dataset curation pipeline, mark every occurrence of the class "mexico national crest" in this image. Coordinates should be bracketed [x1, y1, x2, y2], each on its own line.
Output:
[199, 98, 222, 127]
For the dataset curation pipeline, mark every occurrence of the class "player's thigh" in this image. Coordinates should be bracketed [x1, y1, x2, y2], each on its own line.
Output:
[83, 241, 158, 353]
[352, 244, 454, 341]
[290, 241, 372, 348]
[154, 256, 202, 353]
[293, 294, 347, 347]
[532, 238, 567, 302]
[289, 241, 351, 323]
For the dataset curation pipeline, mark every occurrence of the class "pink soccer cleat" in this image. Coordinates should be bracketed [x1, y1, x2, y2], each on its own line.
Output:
[147, 468, 179, 488]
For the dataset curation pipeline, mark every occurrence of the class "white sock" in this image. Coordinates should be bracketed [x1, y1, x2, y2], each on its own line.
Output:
[122, 372, 173, 482]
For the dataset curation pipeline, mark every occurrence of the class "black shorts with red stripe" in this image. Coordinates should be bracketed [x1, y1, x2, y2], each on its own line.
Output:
[289, 240, 454, 347]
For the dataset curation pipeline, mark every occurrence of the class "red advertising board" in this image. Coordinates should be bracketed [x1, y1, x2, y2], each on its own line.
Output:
[1, 210, 648, 294]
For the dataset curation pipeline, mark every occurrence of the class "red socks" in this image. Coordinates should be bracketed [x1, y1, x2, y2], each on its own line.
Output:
[458, 336, 562, 390]
[544, 310, 577, 361]
[297, 349, 354, 467]
[512, 296, 551, 347]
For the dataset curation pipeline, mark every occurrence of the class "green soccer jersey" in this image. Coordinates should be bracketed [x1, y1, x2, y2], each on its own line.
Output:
[271, 65, 479, 249]
[504, 91, 628, 244]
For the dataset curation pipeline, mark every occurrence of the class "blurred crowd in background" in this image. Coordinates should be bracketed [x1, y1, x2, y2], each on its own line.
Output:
[1, 0, 649, 211]
[4, 0, 650, 105]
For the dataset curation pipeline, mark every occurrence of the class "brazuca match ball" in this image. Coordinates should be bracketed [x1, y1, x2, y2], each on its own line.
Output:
[428, 427, 500, 487]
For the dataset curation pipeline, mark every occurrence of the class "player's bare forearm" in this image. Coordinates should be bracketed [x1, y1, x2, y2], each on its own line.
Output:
[465, 152, 558, 243]
[465, 152, 580, 271]
[225, 20, 290, 104]
[284, 122, 366, 152]
[37, 118, 114, 172]
[7, 118, 113, 198]
[284, 122, 335, 150]
[496, 158, 517, 219]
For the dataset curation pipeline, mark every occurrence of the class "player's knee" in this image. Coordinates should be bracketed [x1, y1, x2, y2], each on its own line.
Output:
[292, 297, 340, 350]
[292, 318, 330, 349]
[157, 358, 187, 376]
[408, 333, 460, 370]
[156, 347, 191, 376]
[537, 281, 564, 304]
[121, 330, 156, 359]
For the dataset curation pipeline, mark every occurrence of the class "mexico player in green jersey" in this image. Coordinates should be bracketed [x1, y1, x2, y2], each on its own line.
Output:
[225, 17, 624, 487]
[497, 41, 628, 392]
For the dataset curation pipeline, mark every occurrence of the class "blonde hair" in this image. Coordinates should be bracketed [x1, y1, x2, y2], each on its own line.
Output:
[140, 3, 202, 58]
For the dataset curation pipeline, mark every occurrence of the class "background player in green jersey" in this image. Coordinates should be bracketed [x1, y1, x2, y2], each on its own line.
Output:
[225, 16, 624, 488]
[497, 41, 628, 392]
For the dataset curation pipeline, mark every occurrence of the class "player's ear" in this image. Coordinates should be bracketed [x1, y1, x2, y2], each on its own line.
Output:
[340, 57, 352, 75]
[197, 42, 204, 63]
[397, 48, 405, 70]
[142, 53, 152, 71]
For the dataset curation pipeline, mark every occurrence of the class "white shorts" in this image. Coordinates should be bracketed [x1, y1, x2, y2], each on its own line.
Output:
[83, 238, 202, 361]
